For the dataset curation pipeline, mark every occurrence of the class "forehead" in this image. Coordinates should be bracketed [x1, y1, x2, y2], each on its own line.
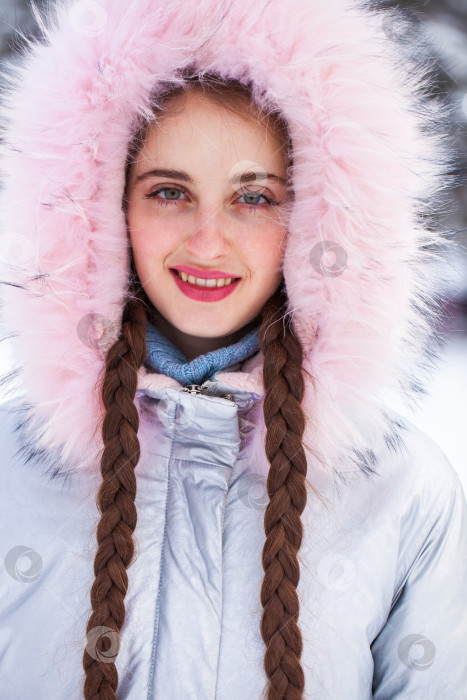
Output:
[133, 91, 288, 175]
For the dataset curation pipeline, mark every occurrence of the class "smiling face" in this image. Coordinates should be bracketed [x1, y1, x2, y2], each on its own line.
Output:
[125, 88, 291, 360]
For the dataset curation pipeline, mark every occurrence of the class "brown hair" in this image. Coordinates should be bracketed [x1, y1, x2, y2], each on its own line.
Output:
[82, 71, 316, 700]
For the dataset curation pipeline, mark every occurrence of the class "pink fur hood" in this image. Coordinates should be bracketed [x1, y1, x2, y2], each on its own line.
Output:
[0, 0, 456, 477]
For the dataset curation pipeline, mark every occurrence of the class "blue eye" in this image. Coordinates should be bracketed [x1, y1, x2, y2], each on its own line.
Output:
[144, 185, 280, 211]
[145, 186, 188, 206]
[239, 192, 269, 206]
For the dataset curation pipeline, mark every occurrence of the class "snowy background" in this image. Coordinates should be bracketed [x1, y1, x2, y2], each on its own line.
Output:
[0, 0, 466, 493]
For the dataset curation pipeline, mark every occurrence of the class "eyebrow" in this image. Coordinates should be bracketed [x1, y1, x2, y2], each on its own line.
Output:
[134, 168, 287, 186]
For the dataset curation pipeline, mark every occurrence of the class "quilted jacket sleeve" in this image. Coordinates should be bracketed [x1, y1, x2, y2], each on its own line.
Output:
[371, 472, 467, 699]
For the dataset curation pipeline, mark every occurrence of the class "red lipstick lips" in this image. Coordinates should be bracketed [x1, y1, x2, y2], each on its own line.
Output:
[169, 267, 241, 302]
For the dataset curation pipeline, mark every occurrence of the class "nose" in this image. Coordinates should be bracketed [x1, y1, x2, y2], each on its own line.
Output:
[184, 209, 231, 260]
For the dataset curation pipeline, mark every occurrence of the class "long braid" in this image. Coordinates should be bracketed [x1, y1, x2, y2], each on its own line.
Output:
[82, 287, 148, 699]
[258, 279, 308, 700]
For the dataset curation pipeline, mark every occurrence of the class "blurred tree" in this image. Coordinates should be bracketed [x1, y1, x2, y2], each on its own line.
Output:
[377, 0, 467, 318]
[0, 0, 47, 59]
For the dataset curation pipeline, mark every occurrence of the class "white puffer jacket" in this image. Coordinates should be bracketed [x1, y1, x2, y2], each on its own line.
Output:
[0, 0, 466, 698]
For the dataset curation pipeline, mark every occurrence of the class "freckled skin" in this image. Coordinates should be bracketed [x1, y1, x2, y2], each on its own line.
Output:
[125, 90, 290, 361]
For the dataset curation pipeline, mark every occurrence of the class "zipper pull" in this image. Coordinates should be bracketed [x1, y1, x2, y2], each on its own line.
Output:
[180, 384, 204, 395]
[179, 383, 235, 402]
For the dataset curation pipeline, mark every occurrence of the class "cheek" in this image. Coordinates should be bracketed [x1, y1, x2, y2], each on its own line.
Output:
[127, 204, 178, 261]
[242, 228, 285, 276]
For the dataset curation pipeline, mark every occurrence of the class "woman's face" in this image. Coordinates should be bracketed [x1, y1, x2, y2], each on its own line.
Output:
[125, 89, 291, 360]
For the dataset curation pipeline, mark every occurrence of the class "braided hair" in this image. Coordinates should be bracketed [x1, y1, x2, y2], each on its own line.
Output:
[258, 280, 309, 699]
[82, 74, 312, 700]
[82, 281, 148, 699]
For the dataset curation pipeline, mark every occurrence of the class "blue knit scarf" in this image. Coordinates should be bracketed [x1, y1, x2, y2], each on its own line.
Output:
[145, 318, 260, 385]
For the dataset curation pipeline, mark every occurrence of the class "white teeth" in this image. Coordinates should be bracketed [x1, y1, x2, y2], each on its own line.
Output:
[178, 270, 235, 288]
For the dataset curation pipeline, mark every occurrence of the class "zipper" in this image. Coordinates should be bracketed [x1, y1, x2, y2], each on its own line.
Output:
[179, 383, 235, 403]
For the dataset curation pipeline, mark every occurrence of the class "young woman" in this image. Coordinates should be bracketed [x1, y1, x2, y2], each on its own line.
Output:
[0, 1, 466, 699]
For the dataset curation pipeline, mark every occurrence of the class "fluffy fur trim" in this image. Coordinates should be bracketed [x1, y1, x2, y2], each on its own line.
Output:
[0, 0, 458, 477]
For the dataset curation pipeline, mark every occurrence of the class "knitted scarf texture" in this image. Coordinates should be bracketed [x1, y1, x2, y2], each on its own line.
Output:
[144, 319, 261, 385]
